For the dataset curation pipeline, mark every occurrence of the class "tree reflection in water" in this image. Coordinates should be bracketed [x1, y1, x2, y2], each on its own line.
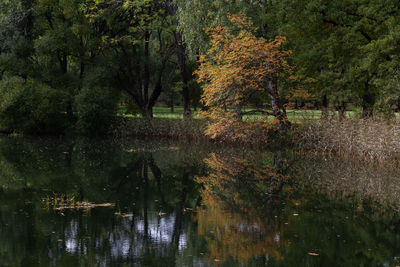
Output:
[0, 138, 204, 266]
[0, 138, 399, 266]
[195, 150, 296, 264]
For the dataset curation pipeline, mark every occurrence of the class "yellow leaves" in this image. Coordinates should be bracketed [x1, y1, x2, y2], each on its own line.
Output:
[194, 13, 292, 140]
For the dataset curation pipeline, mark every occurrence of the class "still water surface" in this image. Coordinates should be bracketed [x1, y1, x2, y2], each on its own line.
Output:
[0, 137, 400, 266]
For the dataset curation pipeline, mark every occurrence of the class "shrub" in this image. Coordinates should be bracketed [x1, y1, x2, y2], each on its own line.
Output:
[0, 76, 67, 133]
[74, 85, 120, 135]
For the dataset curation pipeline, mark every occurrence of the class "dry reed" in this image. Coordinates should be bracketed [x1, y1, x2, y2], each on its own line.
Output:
[112, 117, 288, 148]
[296, 118, 400, 160]
[112, 117, 400, 161]
[299, 153, 400, 214]
[112, 118, 207, 142]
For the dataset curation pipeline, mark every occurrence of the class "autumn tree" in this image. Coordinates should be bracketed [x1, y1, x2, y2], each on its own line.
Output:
[195, 14, 291, 140]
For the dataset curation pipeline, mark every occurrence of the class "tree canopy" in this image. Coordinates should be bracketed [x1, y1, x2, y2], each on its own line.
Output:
[0, 0, 399, 135]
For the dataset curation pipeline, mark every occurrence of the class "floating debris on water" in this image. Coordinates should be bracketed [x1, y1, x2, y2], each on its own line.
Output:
[308, 252, 319, 256]
[41, 194, 114, 211]
[115, 212, 134, 217]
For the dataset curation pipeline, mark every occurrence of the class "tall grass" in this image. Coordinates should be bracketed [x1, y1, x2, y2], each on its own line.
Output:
[297, 118, 400, 160]
[298, 152, 400, 214]
[113, 115, 400, 161]
[112, 117, 291, 147]
[112, 118, 207, 142]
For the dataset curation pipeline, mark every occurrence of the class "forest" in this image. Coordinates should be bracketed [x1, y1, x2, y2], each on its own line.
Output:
[1, 0, 400, 149]
[2, 1, 400, 265]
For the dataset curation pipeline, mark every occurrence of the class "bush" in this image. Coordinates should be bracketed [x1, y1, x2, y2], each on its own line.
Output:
[74, 85, 120, 135]
[0, 76, 67, 133]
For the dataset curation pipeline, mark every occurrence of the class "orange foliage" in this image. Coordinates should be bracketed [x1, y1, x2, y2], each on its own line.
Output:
[195, 13, 291, 140]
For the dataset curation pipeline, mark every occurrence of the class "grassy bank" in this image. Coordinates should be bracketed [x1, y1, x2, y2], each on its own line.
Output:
[112, 116, 289, 148]
[122, 105, 400, 121]
[121, 106, 336, 120]
[113, 111, 400, 161]
[113, 117, 207, 142]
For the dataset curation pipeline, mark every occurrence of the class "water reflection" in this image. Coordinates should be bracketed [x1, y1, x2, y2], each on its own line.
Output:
[0, 137, 399, 266]
[195, 150, 294, 265]
[196, 150, 400, 266]
[299, 154, 400, 213]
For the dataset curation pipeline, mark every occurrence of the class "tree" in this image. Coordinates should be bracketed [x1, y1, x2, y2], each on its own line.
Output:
[195, 14, 291, 139]
[162, 1, 192, 118]
[0, 0, 35, 80]
[33, 0, 96, 121]
[175, 0, 270, 54]
[88, 0, 175, 118]
[0, 0, 122, 134]
[275, 0, 400, 118]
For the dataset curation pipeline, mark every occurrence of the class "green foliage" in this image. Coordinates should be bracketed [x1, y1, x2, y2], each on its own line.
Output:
[175, 0, 269, 54]
[123, 95, 141, 115]
[1, 0, 400, 137]
[275, 0, 400, 116]
[74, 76, 120, 135]
[0, 76, 67, 133]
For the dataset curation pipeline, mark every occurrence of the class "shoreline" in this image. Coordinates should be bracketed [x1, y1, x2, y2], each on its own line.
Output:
[3, 116, 400, 162]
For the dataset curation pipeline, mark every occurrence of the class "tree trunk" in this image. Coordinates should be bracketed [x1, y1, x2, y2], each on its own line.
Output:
[362, 93, 375, 118]
[79, 36, 85, 86]
[337, 101, 346, 121]
[141, 105, 153, 119]
[396, 96, 400, 112]
[170, 97, 174, 113]
[144, 31, 150, 104]
[183, 85, 191, 118]
[362, 83, 375, 118]
[321, 94, 328, 119]
[174, 32, 191, 118]
[233, 102, 242, 122]
[268, 78, 289, 130]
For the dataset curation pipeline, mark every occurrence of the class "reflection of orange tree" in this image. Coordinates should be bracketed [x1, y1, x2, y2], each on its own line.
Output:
[194, 152, 294, 264]
[194, 198, 287, 263]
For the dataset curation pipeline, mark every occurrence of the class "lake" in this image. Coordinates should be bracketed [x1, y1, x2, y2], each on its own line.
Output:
[0, 136, 399, 266]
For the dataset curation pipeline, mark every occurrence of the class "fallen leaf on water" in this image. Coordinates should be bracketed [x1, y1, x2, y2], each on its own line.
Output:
[115, 213, 133, 218]
[95, 203, 114, 207]
[308, 252, 319, 256]
[293, 213, 299, 216]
